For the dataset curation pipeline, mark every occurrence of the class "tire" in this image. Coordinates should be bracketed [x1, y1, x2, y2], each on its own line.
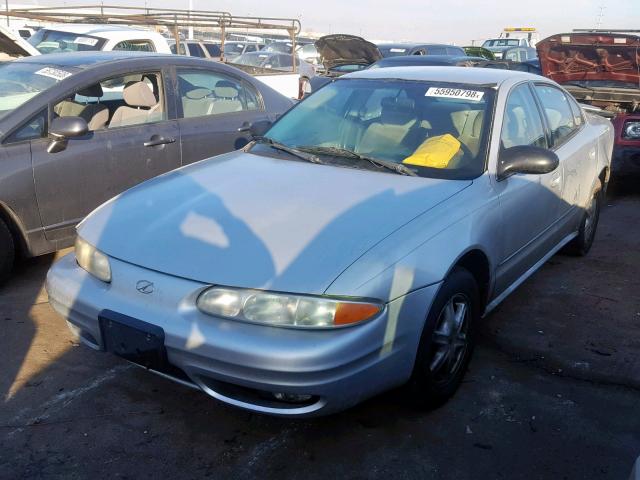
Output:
[407, 267, 480, 409]
[564, 180, 602, 256]
[0, 218, 15, 284]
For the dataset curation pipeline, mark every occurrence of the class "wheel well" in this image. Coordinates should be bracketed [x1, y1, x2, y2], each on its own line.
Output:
[0, 204, 27, 258]
[454, 250, 490, 310]
[599, 167, 609, 192]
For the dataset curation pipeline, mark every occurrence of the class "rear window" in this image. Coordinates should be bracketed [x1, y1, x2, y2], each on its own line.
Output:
[28, 29, 106, 53]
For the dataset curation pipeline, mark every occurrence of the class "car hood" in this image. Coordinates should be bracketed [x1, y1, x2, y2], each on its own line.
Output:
[537, 33, 640, 87]
[315, 34, 382, 70]
[79, 151, 471, 295]
[0, 24, 39, 59]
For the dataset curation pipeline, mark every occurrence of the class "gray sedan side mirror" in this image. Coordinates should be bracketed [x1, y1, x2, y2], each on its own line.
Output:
[497, 145, 559, 180]
[48, 116, 89, 153]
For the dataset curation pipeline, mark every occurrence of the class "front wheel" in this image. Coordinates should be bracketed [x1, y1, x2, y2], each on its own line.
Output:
[564, 181, 602, 256]
[407, 267, 480, 409]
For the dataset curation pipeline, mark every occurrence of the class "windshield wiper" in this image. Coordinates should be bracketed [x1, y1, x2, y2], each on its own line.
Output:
[298, 146, 418, 177]
[253, 137, 324, 165]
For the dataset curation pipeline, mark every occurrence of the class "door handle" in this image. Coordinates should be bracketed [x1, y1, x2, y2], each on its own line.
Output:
[144, 135, 176, 147]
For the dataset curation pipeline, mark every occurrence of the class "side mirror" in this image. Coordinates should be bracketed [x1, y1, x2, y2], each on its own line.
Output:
[48, 116, 89, 153]
[497, 145, 559, 180]
[249, 120, 273, 138]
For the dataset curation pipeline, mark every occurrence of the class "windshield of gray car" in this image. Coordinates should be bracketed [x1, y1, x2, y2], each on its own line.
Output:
[0, 62, 74, 119]
[262, 78, 495, 180]
[28, 29, 106, 54]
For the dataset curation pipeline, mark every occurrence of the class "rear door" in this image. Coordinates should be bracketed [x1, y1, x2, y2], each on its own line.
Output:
[31, 68, 181, 243]
[494, 82, 566, 295]
[173, 67, 271, 164]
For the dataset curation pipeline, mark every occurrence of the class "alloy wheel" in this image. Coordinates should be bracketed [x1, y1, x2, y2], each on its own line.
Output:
[428, 293, 470, 382]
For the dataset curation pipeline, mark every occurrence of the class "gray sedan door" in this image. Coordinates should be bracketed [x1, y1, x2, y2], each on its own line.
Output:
[493, 82, 566, 295]
[31, 71, 181, 243]
[174, 68, 270, 164]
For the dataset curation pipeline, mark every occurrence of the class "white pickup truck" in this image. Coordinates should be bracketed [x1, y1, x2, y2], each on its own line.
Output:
[26, 24, 171, 54]
[0, 24, 39, 60]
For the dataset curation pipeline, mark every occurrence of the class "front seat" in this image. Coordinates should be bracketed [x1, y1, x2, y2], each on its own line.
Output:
[54, 84, 109, 131]
[109, 81, 161, 128]
[357, 97, 418, 156]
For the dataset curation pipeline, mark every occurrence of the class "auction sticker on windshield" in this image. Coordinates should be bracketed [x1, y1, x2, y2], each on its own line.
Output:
[426, 87, 484, 102]
[34, 67, 73, 81]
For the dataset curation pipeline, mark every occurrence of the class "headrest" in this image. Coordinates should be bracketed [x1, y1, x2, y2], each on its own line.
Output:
[380, 97, 416, 125]
[472, 110, 484, 137]
[214, 80, 239, 99]
[78, 84, 103, 98]
[185, 88, 211, 100]
[123, 81, 157, 108]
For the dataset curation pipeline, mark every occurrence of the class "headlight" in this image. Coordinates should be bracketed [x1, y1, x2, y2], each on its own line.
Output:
[75, 236, 111, 283]
[197, 287, 383, 329]
[623, 121, 640, 140]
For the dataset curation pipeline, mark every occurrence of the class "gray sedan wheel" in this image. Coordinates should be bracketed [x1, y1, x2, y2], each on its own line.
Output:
[408, 267, 479, 409]
[0, 218, 15, 284]
[564, 180, 602, 256]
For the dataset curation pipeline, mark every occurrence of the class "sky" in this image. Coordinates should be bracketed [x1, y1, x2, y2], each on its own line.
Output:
[7, 0, 640, 45]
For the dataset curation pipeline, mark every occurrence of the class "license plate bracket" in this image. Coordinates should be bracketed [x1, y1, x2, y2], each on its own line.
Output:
[99, 310, 166, 370]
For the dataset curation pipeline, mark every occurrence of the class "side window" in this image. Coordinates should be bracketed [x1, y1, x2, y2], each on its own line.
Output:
[203, 44, 221, 57]
[501, 83, 547, 149]
[4, 110, 47, 144]
[245, 44, 257, 53]
[187, 43, 206, 58]
[113, 40, 155, 52]
[176, 69, 262, 118]
[567, 94, 584, 127]
[428, 47, 446, 55]
[53, 71, 165, 131]
[534, 84, 577, 147]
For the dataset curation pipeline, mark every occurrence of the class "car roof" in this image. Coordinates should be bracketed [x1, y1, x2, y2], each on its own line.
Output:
[345, 65, 540, 85]
[377, 43, 457, 49]
[13, 50, 176, 68]
[374, 55, 484, 66]
[41, 24, 151, 35]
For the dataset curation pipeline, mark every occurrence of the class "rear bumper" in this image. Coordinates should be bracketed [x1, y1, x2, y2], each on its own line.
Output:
[46, 253, 439, 417]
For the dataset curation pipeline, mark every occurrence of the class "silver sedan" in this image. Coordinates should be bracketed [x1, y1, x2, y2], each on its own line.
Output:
[46, 67, 614, 416]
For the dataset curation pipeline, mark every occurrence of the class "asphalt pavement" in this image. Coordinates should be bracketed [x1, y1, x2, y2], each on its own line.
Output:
[1, 187, 639, 480]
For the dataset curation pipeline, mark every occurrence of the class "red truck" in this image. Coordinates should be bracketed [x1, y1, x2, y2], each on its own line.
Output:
[537, 32, 640, 176]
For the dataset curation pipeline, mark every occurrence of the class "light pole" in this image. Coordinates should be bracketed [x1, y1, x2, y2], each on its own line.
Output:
[6, 0, 10, 27]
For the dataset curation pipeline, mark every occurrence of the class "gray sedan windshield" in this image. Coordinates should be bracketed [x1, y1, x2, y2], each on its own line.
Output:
[266, 78, 495, 179]
[0, 63, 72, 119]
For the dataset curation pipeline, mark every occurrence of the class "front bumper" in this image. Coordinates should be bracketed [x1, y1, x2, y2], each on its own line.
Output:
[46, 253, 440, 417]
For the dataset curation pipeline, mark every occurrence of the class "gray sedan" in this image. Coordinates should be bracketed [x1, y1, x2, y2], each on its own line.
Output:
[46, 67, 613, 416]
[0, 51, 293, 281]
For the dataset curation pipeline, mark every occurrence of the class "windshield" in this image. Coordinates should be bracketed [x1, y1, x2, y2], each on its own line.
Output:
[379, 46, 410, 57]
[482, 39, 520, 48]
[232, 53, 269, 67]
[224, 42, 246, 56]
[264, 79, 495, 179]
[28, 29, 106, 54]
[0, 62, 73, 119]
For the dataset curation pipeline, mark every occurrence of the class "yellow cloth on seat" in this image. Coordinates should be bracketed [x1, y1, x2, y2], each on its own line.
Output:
[402, 134, 462, 168]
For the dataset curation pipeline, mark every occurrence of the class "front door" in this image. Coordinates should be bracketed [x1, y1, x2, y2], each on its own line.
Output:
[494, 82, 566, 295]
[174, 67, 271, 164]
[32, 70, 181, 243]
